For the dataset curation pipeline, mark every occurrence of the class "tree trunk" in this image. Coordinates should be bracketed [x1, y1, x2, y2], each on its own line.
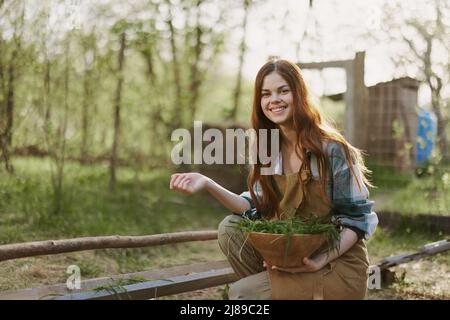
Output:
[81, 67, 92, 162]
[423, 38, 449, 162]
[167, 3, 183, 130]
[44, 58, 51, 138]
[0, 36, 11, 172]
[3, 61, 15, 152]
[0, 36, 4, 99]
[141, 43, 163, 162]
[80, 35, 98, 163]
[430, 89, 449, 162]
[51, 40, 70, 215]
[143, 48, 156, 86]
[229, 0, 250, 121]
[0, 136, 13, 173]
[109, 32, 126, 191]
[187, 0, 204, 124]
[0, 36, 20, 173]
[403, 13, 449, 163]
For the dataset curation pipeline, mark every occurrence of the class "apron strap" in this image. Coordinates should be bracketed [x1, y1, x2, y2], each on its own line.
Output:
[271, 151, 314, 219]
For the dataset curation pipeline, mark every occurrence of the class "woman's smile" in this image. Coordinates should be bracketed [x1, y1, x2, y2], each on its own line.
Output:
[269, 105, 287, 115]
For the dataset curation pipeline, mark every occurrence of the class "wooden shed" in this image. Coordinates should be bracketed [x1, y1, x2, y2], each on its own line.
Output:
[298, 53, 422, 171]
[365, 77, 420, 171]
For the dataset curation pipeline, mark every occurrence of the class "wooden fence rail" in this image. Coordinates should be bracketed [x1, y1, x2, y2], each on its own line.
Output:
[0, 231, 218, 262]
[0, 230, 448, 300]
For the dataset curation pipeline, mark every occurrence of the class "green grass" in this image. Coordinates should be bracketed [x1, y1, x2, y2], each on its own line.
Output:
[0, 157, 227, 245]
[367, 161, 449, 216]
[375, 176, 449, 216]
[92, 276, 149, 298]
[0, 156, 448, 298]
[0, 156, 228, 291]
[366, 227, 449, 299]
[367, 161, 414, 192]
[366, 227, 447, 261]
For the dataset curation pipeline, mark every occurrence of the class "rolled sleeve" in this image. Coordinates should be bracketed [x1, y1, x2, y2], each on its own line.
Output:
[238, 181, 263, 220]
[328, 142, 379, 240]
[239, 191, 255, 209]
[239, 180, 263, 209]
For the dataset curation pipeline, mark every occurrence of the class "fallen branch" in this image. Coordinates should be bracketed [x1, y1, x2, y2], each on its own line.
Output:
[377, 239, 450, 270]
[0, 230, 218, 262]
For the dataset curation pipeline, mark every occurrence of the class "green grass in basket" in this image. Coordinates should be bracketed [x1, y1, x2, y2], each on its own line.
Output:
[233, 215, 341, 263]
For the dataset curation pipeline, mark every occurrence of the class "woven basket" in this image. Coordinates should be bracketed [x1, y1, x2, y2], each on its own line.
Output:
[247, 232, 326, 268]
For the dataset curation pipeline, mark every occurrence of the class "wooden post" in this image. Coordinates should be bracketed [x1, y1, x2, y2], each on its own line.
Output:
[344, 60, 355, 144]
[298, 52, 368, 149]
[349, 52, 368, 149]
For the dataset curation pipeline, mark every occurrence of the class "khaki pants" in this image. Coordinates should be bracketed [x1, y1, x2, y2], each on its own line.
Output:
[218, 214, 272, 300]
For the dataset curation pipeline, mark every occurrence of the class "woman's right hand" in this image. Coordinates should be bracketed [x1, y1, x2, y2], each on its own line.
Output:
[169, 172, 211, 195]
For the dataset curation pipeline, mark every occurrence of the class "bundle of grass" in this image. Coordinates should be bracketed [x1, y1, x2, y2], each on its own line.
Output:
[234, 214, 340, 268]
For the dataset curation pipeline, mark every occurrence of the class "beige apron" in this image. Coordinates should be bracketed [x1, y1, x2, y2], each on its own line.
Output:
[267, 163, 370, 300]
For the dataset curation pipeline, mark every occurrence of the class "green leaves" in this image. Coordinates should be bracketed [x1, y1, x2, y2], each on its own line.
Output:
[236, 215, 335, 235]
[234, 215, 341, 257]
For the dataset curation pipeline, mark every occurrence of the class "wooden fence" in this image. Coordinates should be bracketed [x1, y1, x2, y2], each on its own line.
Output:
[0, 226, 448, 300]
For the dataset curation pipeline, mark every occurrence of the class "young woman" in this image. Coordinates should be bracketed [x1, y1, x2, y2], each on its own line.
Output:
[169, 59, 378, 300]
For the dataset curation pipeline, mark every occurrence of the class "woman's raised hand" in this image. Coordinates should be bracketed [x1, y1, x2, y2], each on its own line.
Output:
[169, 172, 210, 195]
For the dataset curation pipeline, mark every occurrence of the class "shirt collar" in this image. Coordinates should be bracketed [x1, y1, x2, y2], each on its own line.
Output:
[272, 149, 312, 175]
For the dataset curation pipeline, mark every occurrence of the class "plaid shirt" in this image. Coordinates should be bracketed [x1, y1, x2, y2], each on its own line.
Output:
[240, 141, 379, 240]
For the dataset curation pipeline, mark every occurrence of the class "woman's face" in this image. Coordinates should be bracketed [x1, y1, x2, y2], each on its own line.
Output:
[260, 71, 294, 127]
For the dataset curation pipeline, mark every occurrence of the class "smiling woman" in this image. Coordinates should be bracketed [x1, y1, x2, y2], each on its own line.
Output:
[170, 58, 378, 300]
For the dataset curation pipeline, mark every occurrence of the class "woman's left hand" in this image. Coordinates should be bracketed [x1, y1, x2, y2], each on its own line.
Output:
[264, 254, 328, 273]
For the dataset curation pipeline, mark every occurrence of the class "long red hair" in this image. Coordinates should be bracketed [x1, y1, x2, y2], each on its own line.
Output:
[248, 59, 372, 219]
